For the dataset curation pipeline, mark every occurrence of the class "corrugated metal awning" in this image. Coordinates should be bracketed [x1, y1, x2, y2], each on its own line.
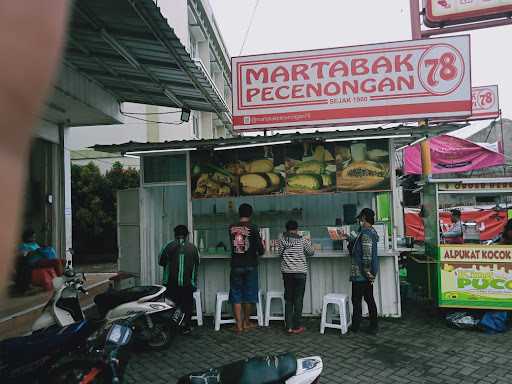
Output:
[64, 0, 231, 126]
[92, 124, 466, 154]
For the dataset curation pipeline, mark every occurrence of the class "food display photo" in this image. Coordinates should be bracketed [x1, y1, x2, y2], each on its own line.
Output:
[191, 138, 391, 198]
[335, 139, 390, 191]
[191, 145, 286, 198]
[237, 145, 285, 196]
[191, 151, 239, 198]
[284, 142, 337, 194]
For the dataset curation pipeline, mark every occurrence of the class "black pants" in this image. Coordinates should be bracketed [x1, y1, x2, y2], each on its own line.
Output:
[283, 273, 306, 330]
[167, 286, 194, 327]
[351, 281, 378, 330]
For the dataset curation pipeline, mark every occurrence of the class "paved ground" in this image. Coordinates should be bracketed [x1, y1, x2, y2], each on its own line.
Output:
[124, 303, 512, 384]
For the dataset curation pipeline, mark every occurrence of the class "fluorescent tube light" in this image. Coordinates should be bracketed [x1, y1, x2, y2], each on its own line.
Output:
[409, 136, 428, 146]
[325, 134, 411, 142]
[123, 154, 140, 159]
[126, 148, 197, 155]
[214, 140, 291, 151]
[395, 136, 428, 152]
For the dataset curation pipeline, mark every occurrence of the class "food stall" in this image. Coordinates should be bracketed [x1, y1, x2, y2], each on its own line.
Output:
[420, 178, 512, 309]
[97, 129, 422, 318]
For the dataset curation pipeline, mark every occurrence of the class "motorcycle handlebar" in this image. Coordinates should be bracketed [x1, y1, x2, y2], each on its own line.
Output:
[78, 286, 88, 295]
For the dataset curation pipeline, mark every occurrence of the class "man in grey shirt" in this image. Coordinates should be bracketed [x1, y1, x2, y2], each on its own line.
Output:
[442, 209, 464, 244]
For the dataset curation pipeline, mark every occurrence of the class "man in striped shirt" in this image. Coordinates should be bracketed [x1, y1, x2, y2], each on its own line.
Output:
[278, 220, 315, 334]
[159, 225, 200, 334]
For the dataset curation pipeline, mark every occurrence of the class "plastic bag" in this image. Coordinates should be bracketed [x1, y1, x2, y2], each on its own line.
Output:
[479, 312, 508, 334]
[446, 312, 479, 329]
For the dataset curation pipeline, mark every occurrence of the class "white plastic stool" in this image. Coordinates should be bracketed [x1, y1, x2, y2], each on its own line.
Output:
[191, 290, 203, 326]
[264, 291, 285, 326]
[320, 293, 351, 335]
[214, 292, 235, 331]
[250, 289, 264, 326]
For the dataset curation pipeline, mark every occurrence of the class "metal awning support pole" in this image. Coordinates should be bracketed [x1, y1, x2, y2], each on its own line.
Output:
[410, 0, 432, 179]
[409, 0, 422, 40]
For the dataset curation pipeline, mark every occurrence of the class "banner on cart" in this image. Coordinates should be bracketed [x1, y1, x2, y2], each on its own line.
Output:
[405, 208, 508, 242]
[425, 0, 512, 28]
[232, 35, 472, 131]
[190, 139, 390, 198]
[403, 134, 504, 175]
[438, 181, 512, 192]
[439, 244, 512, 309]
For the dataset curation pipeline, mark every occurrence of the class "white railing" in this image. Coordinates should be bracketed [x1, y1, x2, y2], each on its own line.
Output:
[193, 58, 231, 116]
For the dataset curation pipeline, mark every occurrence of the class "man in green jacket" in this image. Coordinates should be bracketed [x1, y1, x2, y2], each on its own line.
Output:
[159, 225, 200, 334]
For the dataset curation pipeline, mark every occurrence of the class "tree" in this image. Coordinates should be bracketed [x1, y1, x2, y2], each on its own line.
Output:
[71, 161, 139, 262]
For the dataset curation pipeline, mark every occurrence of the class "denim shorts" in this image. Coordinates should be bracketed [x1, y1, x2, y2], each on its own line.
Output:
[229, 266, 259, 304]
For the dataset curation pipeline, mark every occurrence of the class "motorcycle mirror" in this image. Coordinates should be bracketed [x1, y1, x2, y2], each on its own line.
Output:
[82, 272, 87, 281]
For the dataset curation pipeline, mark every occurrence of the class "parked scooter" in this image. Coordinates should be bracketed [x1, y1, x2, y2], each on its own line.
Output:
[32, 265, 184, 350]
[177, 353, 323, 384]
[51, 315, 139, 384]
[94, 285, 184, 350]
[32, 267, 88, 331]
[0, 320, 95, 384]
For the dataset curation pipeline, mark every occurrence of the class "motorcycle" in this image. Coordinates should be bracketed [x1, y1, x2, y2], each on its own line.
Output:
[32, 266, 184, 350]
[51, 316, 138, 384]
[177, 353, 323, 384]
[32, 267, 88, 332]
[0, 320, 95, 383]
[94, 285, 184, 350]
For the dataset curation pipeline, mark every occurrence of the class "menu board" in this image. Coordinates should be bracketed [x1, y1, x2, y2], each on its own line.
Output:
[190, 139, 390, 198]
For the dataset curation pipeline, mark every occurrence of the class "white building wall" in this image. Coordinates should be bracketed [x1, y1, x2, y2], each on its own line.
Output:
[200, 111, 213, 139]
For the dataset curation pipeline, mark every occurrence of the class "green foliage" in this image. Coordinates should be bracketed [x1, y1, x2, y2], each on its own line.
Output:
[71, 161, 139, 256]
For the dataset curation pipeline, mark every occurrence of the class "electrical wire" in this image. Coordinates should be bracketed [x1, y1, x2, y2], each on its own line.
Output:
[120, 111, 185, 125]
[120, 109, 182, 115]
[239, 0, 260, 55]
[67, 146, 132, 167]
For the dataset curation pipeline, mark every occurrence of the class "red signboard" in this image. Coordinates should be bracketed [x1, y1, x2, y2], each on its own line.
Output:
[425, 0, 512, 27]
[431, 85, 500, 122]
[232, 36, 472, 132]
[471, 85, 500, 120]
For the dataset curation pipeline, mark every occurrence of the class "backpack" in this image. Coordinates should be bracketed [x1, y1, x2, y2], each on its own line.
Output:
[479, 311, 508, 334]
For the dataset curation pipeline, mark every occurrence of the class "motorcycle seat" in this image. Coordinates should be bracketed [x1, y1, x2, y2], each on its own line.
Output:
[178, 353, 297, 384]
[94, 286, 164, 316]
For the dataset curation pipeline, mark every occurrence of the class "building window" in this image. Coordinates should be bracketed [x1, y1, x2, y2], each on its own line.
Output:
[143, 154, 186, 184]
[190, 34, 198, 59]
[193, 113, 200, 139]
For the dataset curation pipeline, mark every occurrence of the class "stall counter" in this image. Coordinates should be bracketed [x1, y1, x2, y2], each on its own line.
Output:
[195, 250, 401, 318]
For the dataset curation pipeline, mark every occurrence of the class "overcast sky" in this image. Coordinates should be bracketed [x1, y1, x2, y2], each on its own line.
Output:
[209, 0, 512, 122]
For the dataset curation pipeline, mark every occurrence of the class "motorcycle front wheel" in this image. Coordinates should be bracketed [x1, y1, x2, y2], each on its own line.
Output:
[145, 323, 173, 351]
